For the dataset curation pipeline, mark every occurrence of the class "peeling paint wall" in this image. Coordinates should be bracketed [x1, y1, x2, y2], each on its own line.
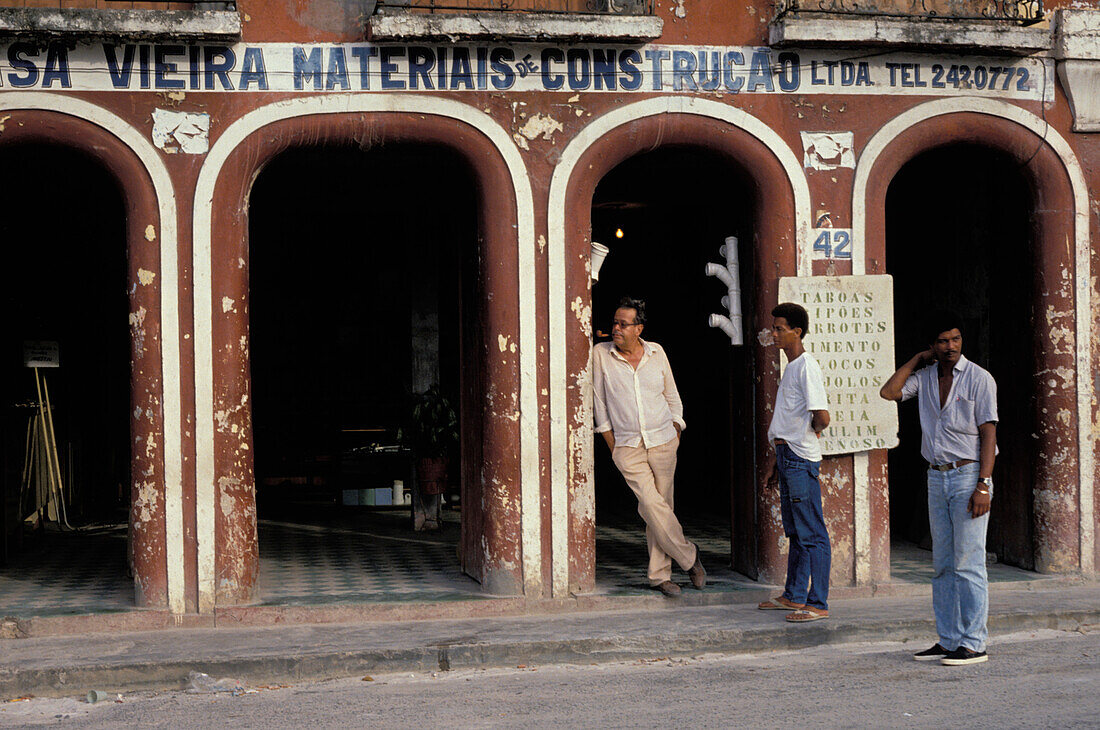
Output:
[9, 0, 1097, 615]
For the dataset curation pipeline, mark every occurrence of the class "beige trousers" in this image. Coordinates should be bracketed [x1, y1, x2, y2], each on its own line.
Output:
[612, 438, 697, 585]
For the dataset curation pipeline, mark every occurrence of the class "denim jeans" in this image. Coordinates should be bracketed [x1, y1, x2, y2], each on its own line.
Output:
[776, 444, 831, 610]
[927, 461, 989, 652]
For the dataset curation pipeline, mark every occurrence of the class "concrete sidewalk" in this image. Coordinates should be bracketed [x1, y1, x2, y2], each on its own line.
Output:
[2, 579, 1098, 700]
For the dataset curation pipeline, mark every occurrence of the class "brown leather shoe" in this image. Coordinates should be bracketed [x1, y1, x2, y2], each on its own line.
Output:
[654, 581, 682, 597]
[688, 548, 706, 589]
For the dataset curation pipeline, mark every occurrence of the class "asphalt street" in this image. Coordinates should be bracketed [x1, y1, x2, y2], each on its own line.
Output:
[3, 628, 1097, 728]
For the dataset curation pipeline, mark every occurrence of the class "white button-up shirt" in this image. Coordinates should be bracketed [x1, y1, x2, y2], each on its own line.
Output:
[591, 339, 685, 449]
[901, 354, 999, 465]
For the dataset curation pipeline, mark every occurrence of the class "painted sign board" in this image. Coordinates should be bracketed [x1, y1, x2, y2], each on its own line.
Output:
[23, 340, 59, 368]
[0, 42, 1053, 101]
[810, 228, 853, 261]
[778, 275, 898, 455]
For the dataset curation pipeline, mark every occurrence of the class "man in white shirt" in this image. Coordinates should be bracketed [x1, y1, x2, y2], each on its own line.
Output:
[880, 312, 997, 666]
[592, 297, 706, 597]
[758, 302, 832, 622]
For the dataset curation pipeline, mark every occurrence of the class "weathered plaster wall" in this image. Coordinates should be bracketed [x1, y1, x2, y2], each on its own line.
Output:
[5, 0, 1097, 611]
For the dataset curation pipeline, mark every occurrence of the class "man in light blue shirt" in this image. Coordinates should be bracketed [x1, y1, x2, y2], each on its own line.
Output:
[881, 311, 998, 666]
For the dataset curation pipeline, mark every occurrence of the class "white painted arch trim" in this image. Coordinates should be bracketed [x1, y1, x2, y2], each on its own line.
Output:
[547, 96, 812, 597]
[852, 97, 1095, 575]
[192, 95, 539, 611]
[0, 92, 185, 613]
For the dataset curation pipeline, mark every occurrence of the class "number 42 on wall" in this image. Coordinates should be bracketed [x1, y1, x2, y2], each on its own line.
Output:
[811, 228, 852, 260]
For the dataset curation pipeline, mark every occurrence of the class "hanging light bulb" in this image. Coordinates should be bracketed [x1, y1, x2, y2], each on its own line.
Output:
[615, 228, 624, 239]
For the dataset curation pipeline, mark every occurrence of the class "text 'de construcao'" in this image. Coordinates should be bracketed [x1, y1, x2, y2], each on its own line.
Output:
[0, 42, 1053, 102]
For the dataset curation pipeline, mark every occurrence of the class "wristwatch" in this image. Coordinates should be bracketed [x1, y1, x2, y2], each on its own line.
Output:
[976, 477, 993, 495]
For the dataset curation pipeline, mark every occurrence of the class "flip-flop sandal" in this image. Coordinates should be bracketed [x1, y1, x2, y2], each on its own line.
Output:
[758, 596, 805, 610]
[786, 608, 829, 622]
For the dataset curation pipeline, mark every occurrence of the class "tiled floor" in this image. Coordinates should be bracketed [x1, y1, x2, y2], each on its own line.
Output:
[0, 509, 1044, 617]
[888, 540, 1039, 584]
[0, 525, 134, 616]
[256, 508, 481, 605]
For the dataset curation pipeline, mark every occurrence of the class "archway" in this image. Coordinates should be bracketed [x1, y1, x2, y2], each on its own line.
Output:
[589, 147, 756, 590]
[886, 144, 1036, 570]
[0, 143, 129, 611]
[552, 104, 806, 593]
[247, 142, 480, 604]
[858, 107, 1083, 576]
[195, 103, 532, 608]
[0, 103, 173, 611]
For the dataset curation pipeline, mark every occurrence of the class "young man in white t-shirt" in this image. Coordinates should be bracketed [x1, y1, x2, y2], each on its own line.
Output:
[758, 302, 832, 622]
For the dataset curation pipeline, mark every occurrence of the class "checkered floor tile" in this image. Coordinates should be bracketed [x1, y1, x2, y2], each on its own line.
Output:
[0, 525, 133, 616]
[889, 540, 1040, 584]
[0, 510, 1045, 617]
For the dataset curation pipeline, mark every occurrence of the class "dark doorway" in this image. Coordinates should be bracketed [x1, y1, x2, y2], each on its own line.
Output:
[590, 147, 757, 581]
[886, 144, 1036, 570]
[0, 144, 130, 607]
[248, 143, 482, 602]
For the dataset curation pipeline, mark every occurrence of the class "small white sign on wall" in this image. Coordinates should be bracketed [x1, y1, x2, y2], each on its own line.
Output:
[23, 340, 60, 368]
[810, 228, 853, 261]
[778, 275, 898, 455]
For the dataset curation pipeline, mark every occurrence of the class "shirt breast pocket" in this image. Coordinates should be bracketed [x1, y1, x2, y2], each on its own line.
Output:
[946, 397, 979, 435]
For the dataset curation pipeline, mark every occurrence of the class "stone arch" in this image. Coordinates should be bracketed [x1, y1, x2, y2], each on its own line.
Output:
[548, 97, 811, 595]
[0, 95, 183, 611]
[191, 96, 538, 611]
[853, 98, 1093, 575]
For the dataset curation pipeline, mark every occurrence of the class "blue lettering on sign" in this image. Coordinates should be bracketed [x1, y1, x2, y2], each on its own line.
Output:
[813, 230, 852, 260]
[450, 48, 472, 90]
[671, 50, 697, 92]
[592, 48, 615, 91]
[777, 51, 799, 92]
[154, 45, 185, 90]
[204, 46, 235, 90]
[723, 51, 744, 92]
[855, 62, 872, 86]
[697, 51, 720, 91]
[541, 48, 564, 90]
[490, 47, 515, 90]
[618, 50, 642, 91]
[477, 47, 488, 90]
[351, 46, 376, 90]
[0, 42, 1046, 97]
[189, 45, 201, 90]
[7, 43, 38, 88]
[293, 46, 322, 90]
[407, 46, 433, 90]
[139, 45, 151, 89]
[381, 46, 406, 90]
[42, 44, 71, 89]
[239, 47, 268, 90]
[326, 47, 350, 90]
[746, 50, 774, 92]
[644, 49, 669, 90]
[566, 48, 590, 90]
[104, 44, 134, 88]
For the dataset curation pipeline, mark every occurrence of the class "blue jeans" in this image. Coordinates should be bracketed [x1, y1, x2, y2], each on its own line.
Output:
[776, 444, 831, 610]
[927, 461, 989, 652]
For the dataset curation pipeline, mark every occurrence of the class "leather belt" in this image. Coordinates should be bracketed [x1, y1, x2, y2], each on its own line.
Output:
[773, 439, 787, 446]
[929, 459, 976, 472]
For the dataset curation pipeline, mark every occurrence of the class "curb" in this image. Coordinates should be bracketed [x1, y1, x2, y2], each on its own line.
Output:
[4, 605, 1098, 700]
[6, 575, 1074, 640]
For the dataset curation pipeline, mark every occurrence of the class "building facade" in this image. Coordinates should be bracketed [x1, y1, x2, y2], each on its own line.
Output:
[0, 0, 1096, 615]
